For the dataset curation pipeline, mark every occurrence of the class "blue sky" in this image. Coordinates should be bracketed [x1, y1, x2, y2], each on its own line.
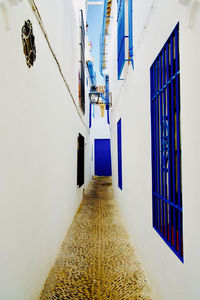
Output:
[87, 2, 104, 85]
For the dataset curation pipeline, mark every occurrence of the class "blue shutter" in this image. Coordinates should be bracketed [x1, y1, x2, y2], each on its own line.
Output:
[117, 0, 133, 79]
[117, 119, 122, 190]
[107, 109, 110, 124]
[128, 0, 133, 65]
[105, 75, 109, 110]
[117, 0, 125, 79]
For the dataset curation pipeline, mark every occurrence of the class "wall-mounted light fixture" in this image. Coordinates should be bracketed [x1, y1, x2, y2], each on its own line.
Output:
[89, 86, 100, 104]
[21, 20, 36, 68]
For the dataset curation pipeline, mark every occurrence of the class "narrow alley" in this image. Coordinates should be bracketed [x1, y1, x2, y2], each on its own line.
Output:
[40, 177, 152, 299]
[1, 0, 200, 299]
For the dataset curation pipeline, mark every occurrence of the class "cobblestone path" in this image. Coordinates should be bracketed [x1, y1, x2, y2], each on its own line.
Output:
[40, 177, 152, 299]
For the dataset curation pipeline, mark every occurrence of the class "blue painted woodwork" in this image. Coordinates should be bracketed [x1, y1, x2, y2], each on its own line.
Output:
[87, 61, 96, 86]
[89, 102, 92, 128]
[117, 119, 122, 190]
[105, 75, 109, 110]
[95, 139, 112, 176]
[117, 0, 133, 79]
[117, 0, 125, 79]
[100, 0, 108, 76]
[92, 103, 95, 118]
[100, 0, 133, 79]
[150, 23, 183, 262]
[128, 0, 133, 65]
[107, 109, 110, 124]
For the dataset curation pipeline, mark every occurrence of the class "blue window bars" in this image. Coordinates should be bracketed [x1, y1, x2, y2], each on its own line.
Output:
[105, 75, 110, 123]
[117, 0, 133, 80]
[150, 23, 183, 262]
[105, 75, 109, 110]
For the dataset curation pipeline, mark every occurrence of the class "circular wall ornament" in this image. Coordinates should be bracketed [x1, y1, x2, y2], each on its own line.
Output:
[21, 20, 36, 68]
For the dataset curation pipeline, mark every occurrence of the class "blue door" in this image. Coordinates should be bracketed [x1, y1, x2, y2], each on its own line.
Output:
[95, 139, 112, 176]
[117, 119, 122, 189]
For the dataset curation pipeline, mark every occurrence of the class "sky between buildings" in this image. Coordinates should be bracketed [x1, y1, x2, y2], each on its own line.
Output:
[87, 1, 104, 85]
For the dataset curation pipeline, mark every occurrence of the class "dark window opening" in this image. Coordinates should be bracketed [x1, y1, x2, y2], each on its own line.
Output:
[117, 0, 133, 79]
[77, 134, 85, 187]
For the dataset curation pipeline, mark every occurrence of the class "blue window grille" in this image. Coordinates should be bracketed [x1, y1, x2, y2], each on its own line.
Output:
[107, 109, 110, 124]
[117, 0, 133, 80]
[117, 119, 122, 190]
[105, 75, 109, 110]
[150, 23, 183, 262]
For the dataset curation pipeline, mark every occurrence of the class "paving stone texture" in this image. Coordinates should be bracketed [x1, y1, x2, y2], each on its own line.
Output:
[40, 177, 152, 299]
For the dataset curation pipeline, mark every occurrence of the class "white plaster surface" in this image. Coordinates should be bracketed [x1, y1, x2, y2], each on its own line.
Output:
[108, 0, 200, 299]
[90, 103, 111, 175]
[0, 0, 91, 299]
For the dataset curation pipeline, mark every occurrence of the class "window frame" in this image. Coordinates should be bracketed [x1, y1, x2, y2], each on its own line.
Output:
[77, 133, 85, 187]
[150, 23, 183, 262]
[79, 10, 85, 114]
[117, 0, 133, 80]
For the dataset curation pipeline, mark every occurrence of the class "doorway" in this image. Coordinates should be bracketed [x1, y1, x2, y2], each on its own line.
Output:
[94, 139, 112, 176]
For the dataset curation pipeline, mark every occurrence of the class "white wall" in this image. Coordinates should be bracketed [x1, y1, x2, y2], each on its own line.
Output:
[90, 103, 111, 175]
[109, 0, 200, 299]
[0, 0, 91, 299]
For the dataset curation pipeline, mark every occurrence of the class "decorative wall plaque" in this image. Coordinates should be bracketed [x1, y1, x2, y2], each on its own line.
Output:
[21, 20, 36, 68]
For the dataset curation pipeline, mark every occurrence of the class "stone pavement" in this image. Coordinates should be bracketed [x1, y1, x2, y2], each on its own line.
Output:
[40, 177, 152, 299]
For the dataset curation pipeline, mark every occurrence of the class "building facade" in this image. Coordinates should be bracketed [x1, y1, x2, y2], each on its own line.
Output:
[0, 0, 200, 299]
[104, 0, 200, 298]
[0, 0, 93, 299]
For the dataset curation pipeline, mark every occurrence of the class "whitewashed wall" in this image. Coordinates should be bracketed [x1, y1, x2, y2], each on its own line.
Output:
[0, 0, 92, 299]
[109, 0, 200, 299]
[90, 104, 111, 175]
